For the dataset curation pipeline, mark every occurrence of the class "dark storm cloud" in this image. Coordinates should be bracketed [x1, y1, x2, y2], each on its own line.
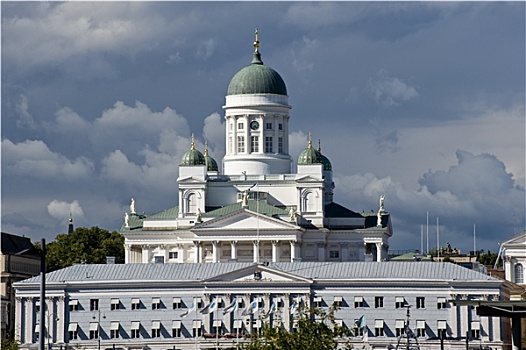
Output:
[1, 2, 524, 253]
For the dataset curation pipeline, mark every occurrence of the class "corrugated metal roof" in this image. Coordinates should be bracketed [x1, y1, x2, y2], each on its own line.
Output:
[147, 206, 179, 220]
[16, 261, 497, 285]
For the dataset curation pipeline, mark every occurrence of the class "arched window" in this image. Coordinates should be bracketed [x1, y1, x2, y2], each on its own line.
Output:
[514, 264, 524, 284]
[302, 191, 317, 213]
[187, 193, 197, 214]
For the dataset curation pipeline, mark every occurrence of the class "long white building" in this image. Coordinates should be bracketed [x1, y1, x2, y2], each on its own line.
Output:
[14, 261, 508, 350]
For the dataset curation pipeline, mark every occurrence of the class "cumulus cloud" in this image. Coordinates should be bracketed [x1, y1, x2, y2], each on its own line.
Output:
[2, 139, 94, 179]
[368, 70, 419, 106]
[47, 199, 84, 222]
[47, 106, 89, 132]
[202, 113, 225, 156]
[15, 94, 36, 129]
[335, 149, 524, 250]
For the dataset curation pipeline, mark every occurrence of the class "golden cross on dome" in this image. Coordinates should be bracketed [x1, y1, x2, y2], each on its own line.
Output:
[204, 140, 209, 156]
[308, 132, 312, 148]
[191, 133, 196, 150]
[254, 28, 260, 53]
[318, 139, 322, 153]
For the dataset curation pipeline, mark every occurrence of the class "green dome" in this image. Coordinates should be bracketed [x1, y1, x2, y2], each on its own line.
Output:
[298, 140, 322, 165]
[318, 141, 332, 171]
[180, 137, 205, 166]
[227, 52, 287, 96]
[320, 154, 332, 171]
[204, 144, 218, 171]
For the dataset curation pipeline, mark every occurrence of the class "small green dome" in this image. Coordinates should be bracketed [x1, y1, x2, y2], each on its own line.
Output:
[180, 136, 205, 166]
[204, 142, 218, 171]
[320, 154, 332, 171]
[318, 141, 332, 171]
[298, 140, 322, 165]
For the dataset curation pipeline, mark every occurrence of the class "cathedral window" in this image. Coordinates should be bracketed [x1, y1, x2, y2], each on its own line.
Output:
[515, 264, 524, 284]
[278, 137, 283, 153]
[238, 122, 244, 130]
[266, 122, 272, 129]
[250, 136, 259, 153]
[279, 123, 283, 130]
[237, 136, 245, 153]
[169, 251, 178, 260]
[187, 193, 197, 214]
[265, 137, 273, 153]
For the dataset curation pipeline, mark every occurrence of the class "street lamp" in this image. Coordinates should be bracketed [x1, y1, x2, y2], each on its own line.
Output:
[45, 311, 59, 350]
[92, 309, 106, 350]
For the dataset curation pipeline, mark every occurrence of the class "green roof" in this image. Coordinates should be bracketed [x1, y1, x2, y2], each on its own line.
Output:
[227, 52, 287, 96]
[204, 200, 289, 218]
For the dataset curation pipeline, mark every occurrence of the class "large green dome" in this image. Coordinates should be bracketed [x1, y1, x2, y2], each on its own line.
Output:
[227, 52, 287, 96]
[204, 143, 218, 172]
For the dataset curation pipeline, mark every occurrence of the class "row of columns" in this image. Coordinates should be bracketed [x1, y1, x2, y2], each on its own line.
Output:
[450, 294, 500, 342]
[15, 296, 65, 345]
[206, 240, 299, 263]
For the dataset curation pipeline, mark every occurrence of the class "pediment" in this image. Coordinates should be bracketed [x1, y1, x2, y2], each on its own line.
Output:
[502, 232, 526, 247]
[295, 174, 323, 182]
[193, 210, 299, 232]
[177, 176, 206, 184]
[203, 264, 312, 283]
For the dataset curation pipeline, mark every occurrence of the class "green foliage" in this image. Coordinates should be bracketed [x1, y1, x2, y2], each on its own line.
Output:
[45, 227, 124, 271]
[477, 250, 501, 267]
[1, 338, 20, 350]
[240, 304, 353, 350]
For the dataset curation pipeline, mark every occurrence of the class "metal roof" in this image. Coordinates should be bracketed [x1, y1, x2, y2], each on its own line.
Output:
[16, 261, 498, 285]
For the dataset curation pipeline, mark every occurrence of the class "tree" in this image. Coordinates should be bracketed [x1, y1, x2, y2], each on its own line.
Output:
[1, 338, 20, 350]
[45, 227, 124, 271]
[477, 250, 501, 267]
[241, 304, 353, 350]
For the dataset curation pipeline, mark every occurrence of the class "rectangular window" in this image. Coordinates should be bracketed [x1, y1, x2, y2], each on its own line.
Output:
[395, 296, 405, 309]
[354, 296, 364, 308]
[173, 297, 181, 309]
[437, 320, 447, 339]
[110, 322, 120, 339]
[278, 123, 283, 130]
[416, 320, 426, 337]
[172, 320, 182, 337]
[168, 251, 178, 260]
[131, 298, 140, 310]
[313, 296, 323, 308]
[152, 321, 161, 338]
[131, 322, 141, 339]
[238, 122, 244, 130]
[111, 298, 120, 310]
[471, 321, 480, 339]
[353, 322, 364, 337]
[193, 320, 202, 337]
[69, 299, 79, 311]
[278, 137, 283, 153]
[416, 297, 425, 309]
[266, 122, 272, 130]
[152, 298, 161, 310]
[265, 136, 273, 153]
[395, 320, 405, 337]
[89, 324, 99, 340]
[237, 136, 245, 153]
[68, 323, 78, 340]
[329, 250, 340, 259]
[250, 136, 259, 153]
[375, 296, 384, 308]
[374, 320, 384, 337]
[333, 296, 343, 307]
[90, 299, 99, 311]
[437, 297, 447, 309]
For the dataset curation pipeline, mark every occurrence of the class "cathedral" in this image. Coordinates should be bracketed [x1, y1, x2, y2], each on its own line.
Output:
[121, 31, 392, 265]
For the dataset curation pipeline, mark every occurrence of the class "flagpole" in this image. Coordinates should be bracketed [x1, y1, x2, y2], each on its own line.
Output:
[256, 182, 259, 263]
[195, 301, 198, 350]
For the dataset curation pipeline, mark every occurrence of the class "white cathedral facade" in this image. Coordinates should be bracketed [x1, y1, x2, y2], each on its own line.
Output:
[121, 33, 392, 266]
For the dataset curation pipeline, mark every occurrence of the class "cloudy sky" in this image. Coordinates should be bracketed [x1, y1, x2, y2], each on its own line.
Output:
[2, 1, 524, 254]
